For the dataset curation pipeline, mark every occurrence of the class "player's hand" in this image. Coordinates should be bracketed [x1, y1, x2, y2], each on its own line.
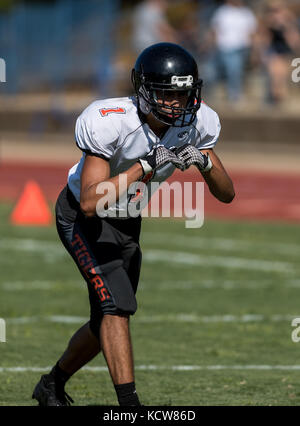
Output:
[138, 145, 185, 175]
[174, 144, 212, 172]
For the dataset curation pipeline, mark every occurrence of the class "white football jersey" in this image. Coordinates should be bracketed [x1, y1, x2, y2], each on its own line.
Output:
[68, 96, 221, 217]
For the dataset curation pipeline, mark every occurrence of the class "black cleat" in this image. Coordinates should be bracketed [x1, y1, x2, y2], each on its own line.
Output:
[32, 374, 74, 406]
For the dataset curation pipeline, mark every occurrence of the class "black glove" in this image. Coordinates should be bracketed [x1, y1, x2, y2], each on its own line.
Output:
[174, 144, 212, 172]
[139, 145, 185, 175]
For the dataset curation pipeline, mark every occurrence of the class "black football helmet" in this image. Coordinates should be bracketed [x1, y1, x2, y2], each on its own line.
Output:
[132, 42, 203, 127]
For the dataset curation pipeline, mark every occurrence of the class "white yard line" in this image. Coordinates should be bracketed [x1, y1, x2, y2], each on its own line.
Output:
[0, 237, 296, 273]
[4, 314, 299, 325]
[1, 234, 298, 261]
[0, 280, 83, 291]
[136, 314, 297, 323]
[0, 238, 66, 263]
[141, 279, 300, 290]
[141, 232, 299, 256]
[1, 281, 55, 291]
[0, 238, 64, 254]
[143, 250, 294, 273]
[2, 278, 300, 292]
[1, 365, 300, 373]
[2, 234, 297, 256]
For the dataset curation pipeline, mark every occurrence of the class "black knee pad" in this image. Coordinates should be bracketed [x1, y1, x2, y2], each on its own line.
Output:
[88, 259, 137, 319]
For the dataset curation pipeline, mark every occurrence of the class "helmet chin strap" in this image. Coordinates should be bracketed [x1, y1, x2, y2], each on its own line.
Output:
[154, 110, 174, 126]
[138, 89, 172, 125]
[138, 95, 152, 115]
[138, 92, 171, 126]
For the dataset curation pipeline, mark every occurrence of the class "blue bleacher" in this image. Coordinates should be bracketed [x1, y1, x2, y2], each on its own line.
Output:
[0, 0, 120, 93]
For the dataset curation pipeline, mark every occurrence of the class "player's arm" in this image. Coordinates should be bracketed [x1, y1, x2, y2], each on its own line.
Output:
[80, 145, 183, 217]
[80, 154, 144, 218]
[200, 148, 235, 203]
[175, 144, 235, 203]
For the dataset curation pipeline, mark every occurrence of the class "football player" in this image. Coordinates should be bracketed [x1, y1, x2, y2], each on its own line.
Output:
[32, 42, 234, 406]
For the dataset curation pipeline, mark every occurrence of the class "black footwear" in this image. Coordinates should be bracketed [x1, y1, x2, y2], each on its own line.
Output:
[32, 374, 74, 406]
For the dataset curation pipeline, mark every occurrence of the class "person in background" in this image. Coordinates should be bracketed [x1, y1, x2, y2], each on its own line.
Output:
[255, 0, 300, 105]
[131, 0, 178, 54]
[204, 0, 257, 103]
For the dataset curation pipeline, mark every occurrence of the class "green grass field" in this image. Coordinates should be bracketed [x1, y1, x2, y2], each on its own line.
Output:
[1, 202, 300, 406]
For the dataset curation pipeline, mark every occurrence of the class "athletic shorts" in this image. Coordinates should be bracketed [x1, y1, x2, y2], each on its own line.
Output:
[55, 185, 142, 337]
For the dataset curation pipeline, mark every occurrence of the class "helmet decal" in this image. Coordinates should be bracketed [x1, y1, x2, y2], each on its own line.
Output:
[171, 75, 193, 87]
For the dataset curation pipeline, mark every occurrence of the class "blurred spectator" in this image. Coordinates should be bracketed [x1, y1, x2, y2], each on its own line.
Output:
[131, 0, 178, 54]
[164, 1, 200, 59]
[255, 0, 300, 105]
[204, 0, 257, 103]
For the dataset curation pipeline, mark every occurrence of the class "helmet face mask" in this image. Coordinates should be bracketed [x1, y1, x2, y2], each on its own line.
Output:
[141, 81, 202, 126]
[132, 43, 203, 127]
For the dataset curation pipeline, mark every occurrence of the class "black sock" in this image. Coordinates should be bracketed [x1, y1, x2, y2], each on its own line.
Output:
[50, 361, 71, 388]
[114, 382, 141, 406]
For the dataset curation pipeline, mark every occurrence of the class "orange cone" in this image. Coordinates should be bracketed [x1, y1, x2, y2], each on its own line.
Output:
[10, 180, 52, 226]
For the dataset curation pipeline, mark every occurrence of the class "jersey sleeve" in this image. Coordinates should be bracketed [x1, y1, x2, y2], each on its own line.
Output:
[195, 104, 221, 150]
[75, 103, 119, 160]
